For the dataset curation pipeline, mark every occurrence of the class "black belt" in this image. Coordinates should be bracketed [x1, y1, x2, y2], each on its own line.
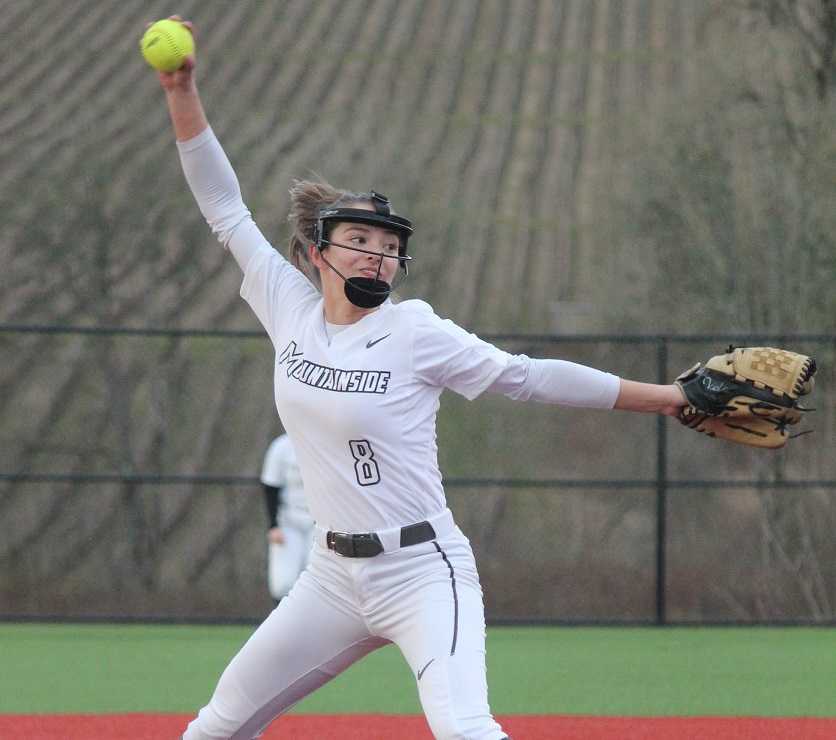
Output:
[326, 520, 437, 558]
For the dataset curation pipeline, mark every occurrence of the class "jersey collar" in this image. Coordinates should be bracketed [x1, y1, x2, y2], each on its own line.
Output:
[317, 299, 394, 347]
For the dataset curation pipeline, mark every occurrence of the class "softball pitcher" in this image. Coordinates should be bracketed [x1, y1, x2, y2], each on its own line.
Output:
[152, 18, 687, 740]
[261, 433, 314, 604]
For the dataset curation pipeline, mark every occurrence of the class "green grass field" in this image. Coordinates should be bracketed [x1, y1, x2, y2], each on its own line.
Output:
[3, 624, 835, 717]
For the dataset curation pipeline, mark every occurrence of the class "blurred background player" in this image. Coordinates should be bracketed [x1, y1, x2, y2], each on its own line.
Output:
[260, 433, 314, 606]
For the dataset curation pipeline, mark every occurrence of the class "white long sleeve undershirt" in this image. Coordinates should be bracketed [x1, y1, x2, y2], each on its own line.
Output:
[176, 127, 621, 410]
[177, 126, 264, 272]
[488, 355, 620, 408]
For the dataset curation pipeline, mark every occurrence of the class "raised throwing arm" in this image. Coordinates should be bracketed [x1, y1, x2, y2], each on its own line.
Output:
[154, 19, 208, 141]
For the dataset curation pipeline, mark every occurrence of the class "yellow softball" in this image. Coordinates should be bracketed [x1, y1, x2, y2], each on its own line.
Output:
[140, 19, 194, 73]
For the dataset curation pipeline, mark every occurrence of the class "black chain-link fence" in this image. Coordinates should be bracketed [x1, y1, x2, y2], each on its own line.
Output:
[1, 326, 833, 624]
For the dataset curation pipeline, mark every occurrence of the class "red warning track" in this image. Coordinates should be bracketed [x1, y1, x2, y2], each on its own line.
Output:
[1, 713, 835, 739]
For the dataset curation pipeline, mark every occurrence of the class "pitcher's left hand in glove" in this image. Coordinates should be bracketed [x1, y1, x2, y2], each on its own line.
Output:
[674, 346, 817, 449]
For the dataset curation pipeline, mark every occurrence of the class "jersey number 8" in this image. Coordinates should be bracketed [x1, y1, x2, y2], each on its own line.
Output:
[349, 439, 381, 486]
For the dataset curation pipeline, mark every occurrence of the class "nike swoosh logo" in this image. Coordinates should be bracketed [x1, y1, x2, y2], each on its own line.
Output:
[365, 333, 391, 349]
[417, 658, 434, 681]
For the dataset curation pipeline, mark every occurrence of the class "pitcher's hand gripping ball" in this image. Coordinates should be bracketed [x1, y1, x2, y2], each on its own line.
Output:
[140, 19, 194, 72]
[674, 346, 817, 449]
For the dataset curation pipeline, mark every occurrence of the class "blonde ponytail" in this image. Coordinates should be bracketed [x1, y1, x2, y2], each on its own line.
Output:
[287, 178, 366, 287]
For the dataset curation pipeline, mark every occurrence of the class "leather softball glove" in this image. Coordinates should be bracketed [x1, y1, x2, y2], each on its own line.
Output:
[674, 346, 816, 449]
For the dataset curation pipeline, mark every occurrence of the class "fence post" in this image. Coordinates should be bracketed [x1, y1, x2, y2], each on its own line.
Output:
[655, 337, 669, 625]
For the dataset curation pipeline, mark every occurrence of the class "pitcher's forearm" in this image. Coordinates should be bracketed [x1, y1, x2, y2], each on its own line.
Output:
[165, 86, 209, 142]
[614, 379, 687, 414]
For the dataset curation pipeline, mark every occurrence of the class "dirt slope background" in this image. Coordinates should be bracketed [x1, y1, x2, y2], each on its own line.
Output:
[1, 0, 834, 620]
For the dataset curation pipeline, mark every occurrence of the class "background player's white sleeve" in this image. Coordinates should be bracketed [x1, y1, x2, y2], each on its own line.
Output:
[487, 354, 621, 409]
[411, 306, 511, 400]
[261, 436, 289, 488]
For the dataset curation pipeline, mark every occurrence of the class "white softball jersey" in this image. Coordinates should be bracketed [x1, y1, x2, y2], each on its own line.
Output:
[246, 276, 510, 532]
[179, 127, 620, 536]
[260, 433, 312, 527]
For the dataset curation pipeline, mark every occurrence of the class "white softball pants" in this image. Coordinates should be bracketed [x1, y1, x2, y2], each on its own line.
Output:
[267, 520, 314, 601]
[182, 515, 507, 740]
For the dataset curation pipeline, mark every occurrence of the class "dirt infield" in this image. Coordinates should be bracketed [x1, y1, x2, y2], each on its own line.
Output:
[2, 713, 836, 739]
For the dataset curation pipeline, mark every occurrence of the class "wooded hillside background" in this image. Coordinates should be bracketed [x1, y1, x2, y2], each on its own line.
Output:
[1, 0, 833, 621]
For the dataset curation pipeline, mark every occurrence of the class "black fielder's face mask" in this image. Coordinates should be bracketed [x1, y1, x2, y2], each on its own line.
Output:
[315, 191, 414, 309]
